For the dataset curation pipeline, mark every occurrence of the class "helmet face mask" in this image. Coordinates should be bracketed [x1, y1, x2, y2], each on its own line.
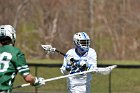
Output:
[0, 25, 16, 46]
[73, 32, 90, 53]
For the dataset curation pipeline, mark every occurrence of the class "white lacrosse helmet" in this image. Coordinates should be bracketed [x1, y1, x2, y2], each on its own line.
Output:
[0, 25, 16, 45]
[73, 32, 90, 53]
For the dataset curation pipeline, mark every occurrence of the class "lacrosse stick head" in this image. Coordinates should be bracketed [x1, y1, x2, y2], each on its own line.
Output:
[98, 65, 117, 75]
[109, 65, 117, 70]
[104, 65, 117, 75]
[41, 45, 56, 54]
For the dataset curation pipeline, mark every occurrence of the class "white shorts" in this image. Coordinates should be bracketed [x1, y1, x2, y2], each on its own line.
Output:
[68, 83, 91, 93]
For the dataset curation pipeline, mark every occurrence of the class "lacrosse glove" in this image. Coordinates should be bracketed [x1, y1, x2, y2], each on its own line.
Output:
[33, 77, 45, 87]
[74, 60, 88, 71]
[65, 55, 75, 65]
[65, 65, 72, 71]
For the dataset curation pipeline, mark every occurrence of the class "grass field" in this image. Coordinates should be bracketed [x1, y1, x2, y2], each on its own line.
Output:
[13, 59, 140, 93]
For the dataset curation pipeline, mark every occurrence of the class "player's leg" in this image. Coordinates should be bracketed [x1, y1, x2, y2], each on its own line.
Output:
[86, 82, 91, 93]
[68, 84, 86, 93]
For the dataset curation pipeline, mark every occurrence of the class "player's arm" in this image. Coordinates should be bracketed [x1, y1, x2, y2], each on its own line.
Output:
[60, 57, 71, 75]
[16, 51, 45, 87]
[87, 50, 97, 71]
[17, 65, 45, 87]
[60, 52, 77, 75]
[23, 74, 45, 87]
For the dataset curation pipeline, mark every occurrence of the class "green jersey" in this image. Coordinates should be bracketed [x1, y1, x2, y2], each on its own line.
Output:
[0, 45, 30, 92]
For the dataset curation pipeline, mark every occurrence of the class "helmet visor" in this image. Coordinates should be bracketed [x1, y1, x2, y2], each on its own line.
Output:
[79, 40, 90, 47]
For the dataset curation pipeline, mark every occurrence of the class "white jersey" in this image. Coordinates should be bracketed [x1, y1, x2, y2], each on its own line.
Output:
[60, 48, 97, 93]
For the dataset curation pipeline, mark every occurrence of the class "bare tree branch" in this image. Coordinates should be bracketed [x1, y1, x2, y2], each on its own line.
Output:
[88, 0, 94, 41]
[49, 12, 59, 44]
[13, 0, 28, 28]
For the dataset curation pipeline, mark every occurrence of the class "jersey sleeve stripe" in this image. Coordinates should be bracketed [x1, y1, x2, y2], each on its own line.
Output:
[18, 68, 29, 73]
[22, 72, 30, 76]
[17, 65, 30, 76]
[17, 65, 28, 70]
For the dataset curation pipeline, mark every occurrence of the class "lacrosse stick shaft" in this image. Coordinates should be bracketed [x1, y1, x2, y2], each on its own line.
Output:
[55, 49, 66, 56]
[13, 65, 117, 89]
[13, 70, 94, 89]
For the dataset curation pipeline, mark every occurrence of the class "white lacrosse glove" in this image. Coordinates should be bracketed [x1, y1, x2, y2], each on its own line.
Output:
[33, 77, 45, 87]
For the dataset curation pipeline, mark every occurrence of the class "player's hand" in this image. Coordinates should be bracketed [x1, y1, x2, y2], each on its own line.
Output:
[33, 77, 45, 87]
[65, 65, 72, 71]
[65, 55, 75, 65]
[74, 60, 88, 70]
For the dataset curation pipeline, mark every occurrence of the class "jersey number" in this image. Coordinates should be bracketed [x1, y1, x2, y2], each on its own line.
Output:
[0, 52, 12, 72]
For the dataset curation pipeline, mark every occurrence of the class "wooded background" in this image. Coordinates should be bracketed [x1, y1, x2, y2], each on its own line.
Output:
[0, 0, 139, 60]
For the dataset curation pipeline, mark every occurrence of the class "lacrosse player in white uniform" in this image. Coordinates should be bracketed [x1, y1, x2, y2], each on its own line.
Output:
[60, 32, 97, 93]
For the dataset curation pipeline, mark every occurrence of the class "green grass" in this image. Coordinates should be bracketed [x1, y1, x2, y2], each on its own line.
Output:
[13, 60, 140, 93]
[98, 60, 140, 65]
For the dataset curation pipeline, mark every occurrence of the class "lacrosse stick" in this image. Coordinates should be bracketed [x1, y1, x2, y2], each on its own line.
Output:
[41, 45, 77, 63]
[41, 44, 117, 70]
[13, 65, 117, 89]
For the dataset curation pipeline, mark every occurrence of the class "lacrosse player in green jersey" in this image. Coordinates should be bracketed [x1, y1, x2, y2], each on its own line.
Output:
[0, 25, 45, 93]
